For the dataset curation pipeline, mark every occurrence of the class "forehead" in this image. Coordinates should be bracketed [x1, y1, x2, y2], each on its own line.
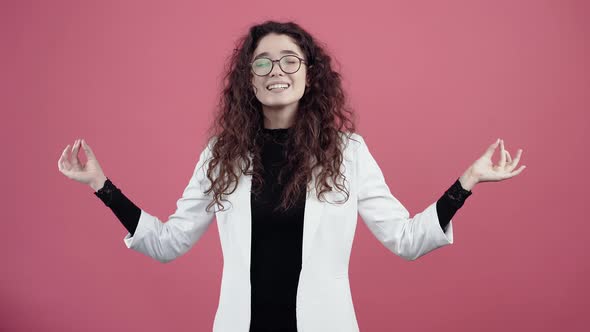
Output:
[252, 33, 304, 59]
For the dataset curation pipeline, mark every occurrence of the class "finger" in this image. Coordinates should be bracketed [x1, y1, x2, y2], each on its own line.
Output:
[499, 139, 506, 168]
[504, 150, 513, 170]
[483, 138, 501, 159]
[61, 144, 73, 170]
[71, 139, 82, 166]
[81, 139, 97, 160]
[58, 145, 70, 171]
[513, 148, 523, 165]
[509, 165, 526, 177]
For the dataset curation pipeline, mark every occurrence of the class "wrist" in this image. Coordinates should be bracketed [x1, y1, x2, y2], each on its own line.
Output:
[90, 175, 108, 191]
[458, 169, 478, 191]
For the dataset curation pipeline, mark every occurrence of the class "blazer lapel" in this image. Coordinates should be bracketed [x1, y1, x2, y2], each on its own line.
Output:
[233, 153, 325, 271]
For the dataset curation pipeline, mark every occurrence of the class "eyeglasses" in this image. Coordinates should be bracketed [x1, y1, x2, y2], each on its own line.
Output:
[250, 55, 308, 76]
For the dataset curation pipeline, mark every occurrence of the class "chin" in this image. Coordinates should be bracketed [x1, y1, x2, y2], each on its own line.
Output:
[259, 95, 298, 106]
[265, 99, 303, 108]
[263, 93, 304, 105]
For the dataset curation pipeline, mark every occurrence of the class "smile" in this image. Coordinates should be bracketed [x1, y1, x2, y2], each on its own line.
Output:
[267, 83, 290, 92]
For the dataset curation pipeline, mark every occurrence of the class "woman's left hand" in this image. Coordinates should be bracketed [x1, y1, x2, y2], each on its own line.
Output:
[459, 138, 526, 191]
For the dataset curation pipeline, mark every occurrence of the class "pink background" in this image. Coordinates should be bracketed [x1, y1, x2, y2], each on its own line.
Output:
[3, 0, 589, 331]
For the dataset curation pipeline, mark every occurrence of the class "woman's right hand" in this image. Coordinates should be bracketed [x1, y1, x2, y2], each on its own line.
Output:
[58, 138, 107, 190]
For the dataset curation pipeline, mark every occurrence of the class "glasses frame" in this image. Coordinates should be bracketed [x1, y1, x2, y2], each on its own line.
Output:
[249, 55, 308, 76]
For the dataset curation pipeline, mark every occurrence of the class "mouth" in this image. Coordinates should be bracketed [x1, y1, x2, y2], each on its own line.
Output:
[266, 83, 291, 93]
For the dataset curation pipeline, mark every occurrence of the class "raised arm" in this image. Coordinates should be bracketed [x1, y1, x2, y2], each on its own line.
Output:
[355, 134, 462, 261]
[58, 137, 217, 264]
[116, 140, 217, 263]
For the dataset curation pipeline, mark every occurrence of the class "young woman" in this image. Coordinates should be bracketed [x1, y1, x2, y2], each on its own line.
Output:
[58, 21, 525, 332]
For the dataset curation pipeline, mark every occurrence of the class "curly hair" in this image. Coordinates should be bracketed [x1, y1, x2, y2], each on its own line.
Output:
[202, 20, 357, 214]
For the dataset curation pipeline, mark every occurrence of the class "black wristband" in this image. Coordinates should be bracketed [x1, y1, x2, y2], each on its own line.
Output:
[443, 178, 472, 209]
[94, 178, 119, 206]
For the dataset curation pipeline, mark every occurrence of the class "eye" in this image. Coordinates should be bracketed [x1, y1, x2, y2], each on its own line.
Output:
[253, 59, 271, 67]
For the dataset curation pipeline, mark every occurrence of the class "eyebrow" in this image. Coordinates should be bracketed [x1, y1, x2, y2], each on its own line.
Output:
[253, 50, 301, 60]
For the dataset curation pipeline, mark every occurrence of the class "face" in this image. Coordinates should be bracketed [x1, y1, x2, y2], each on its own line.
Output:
[250, 33, 309, 111]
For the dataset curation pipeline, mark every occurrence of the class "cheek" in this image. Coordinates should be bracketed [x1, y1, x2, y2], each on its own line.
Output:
[252, 78, 263, 94]
[299, 72, 308, 88]
[296, 75, 308, 91]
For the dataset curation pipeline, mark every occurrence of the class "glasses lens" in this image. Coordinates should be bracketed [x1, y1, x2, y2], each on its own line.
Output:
[252, 58, 272, 76]
[280, 56, 301, 74]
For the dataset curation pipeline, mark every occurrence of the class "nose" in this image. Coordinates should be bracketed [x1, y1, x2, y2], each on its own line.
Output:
[269, 61, 284, 77]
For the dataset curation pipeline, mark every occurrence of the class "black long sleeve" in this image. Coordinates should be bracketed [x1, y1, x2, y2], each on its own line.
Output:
[94, 178, 141, 236]
[436, 178, 473, 232]
[93, 176, 472, 240]
[93, 177, 472, 240]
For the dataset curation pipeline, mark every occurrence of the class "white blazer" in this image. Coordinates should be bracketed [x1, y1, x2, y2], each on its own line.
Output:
[123, 132, 454, 332]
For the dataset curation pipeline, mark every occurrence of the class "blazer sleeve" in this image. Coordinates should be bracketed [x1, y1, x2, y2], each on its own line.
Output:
[122, 138, 217, 263]
[355, 134, 454, 261]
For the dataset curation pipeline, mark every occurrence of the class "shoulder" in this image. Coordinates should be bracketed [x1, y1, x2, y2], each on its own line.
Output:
[339, 131, 366, 151]
[194, 135, 218, 167]
[197, 135, 219, 157]
[337, 131, 368, 167]
[206, 135, 219, 149]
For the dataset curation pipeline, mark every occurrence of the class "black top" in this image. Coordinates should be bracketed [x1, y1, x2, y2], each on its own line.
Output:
[94, 131, 471, 332]
[249, 127, 306, 331]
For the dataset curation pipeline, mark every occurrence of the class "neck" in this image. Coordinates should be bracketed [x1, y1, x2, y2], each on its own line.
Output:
[262, 103, 298, 129]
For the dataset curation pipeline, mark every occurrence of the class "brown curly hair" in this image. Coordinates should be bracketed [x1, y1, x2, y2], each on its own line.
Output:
[202, 20, 357, 214]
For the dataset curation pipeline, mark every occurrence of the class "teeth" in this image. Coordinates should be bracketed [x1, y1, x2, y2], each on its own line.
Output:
[267, 83, 290, 90]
